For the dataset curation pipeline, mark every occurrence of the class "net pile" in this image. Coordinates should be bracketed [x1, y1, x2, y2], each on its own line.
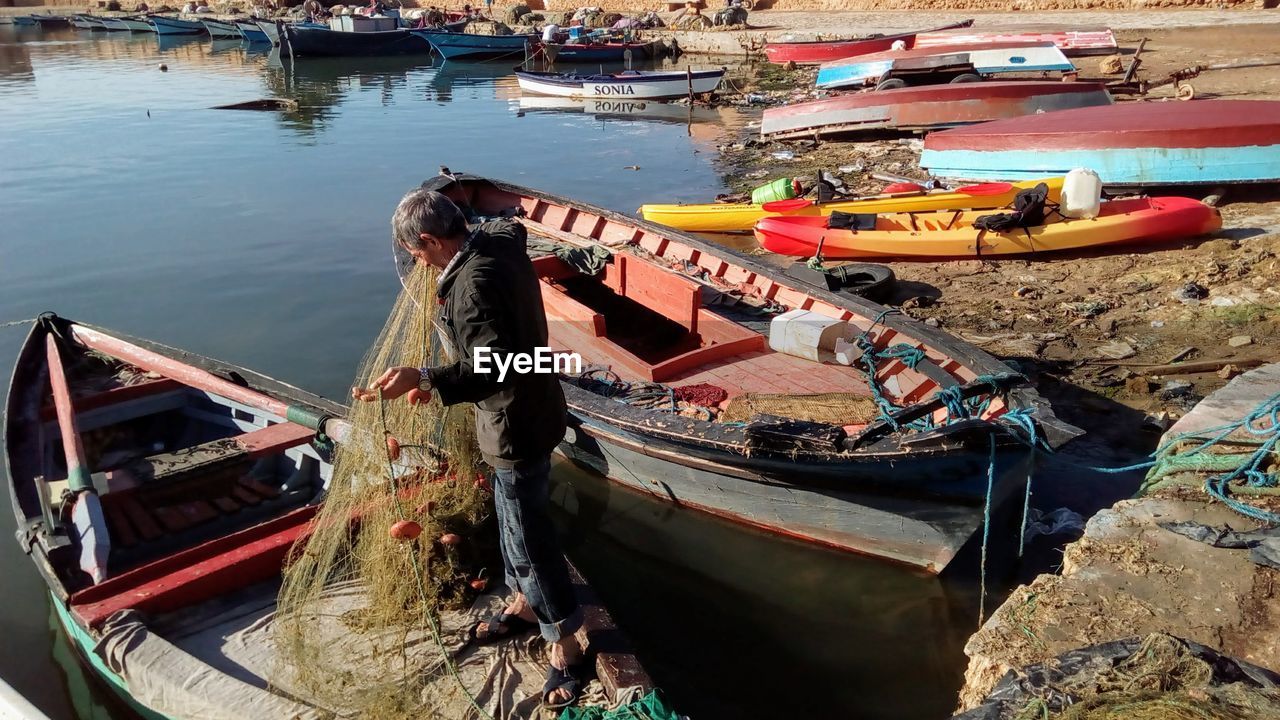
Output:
[273, 265, 495, 719]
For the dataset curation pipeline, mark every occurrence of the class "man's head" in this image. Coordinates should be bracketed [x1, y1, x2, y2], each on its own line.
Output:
[392, 188, 468, 269]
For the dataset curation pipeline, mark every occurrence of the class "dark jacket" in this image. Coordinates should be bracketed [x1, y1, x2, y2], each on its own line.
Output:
[425, 220, 568, 468]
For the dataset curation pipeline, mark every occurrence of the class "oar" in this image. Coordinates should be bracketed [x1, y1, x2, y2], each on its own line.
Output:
[46, 334, 109, 584]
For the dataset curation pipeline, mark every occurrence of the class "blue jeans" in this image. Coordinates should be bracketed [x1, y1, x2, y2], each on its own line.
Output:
[492, 456, 582, 642]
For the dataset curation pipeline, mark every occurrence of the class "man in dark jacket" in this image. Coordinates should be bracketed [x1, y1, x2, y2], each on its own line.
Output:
[356, 188, 582, 707]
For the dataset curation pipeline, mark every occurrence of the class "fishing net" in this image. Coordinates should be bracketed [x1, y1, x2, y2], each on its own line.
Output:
[273, 263, 496, 719]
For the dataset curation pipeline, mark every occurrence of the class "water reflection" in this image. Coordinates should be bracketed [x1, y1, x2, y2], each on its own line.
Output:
[0, 31, 35, 86]
[550, 459, 973, 720]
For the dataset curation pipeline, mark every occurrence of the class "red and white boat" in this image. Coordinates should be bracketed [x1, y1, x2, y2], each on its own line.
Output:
[914, 26, 1118, 57]
[763, 19, 973, 65]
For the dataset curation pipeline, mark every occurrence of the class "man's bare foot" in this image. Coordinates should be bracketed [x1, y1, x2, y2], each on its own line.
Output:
[472, 592, 538, 641]
[545, 637, 583, 706]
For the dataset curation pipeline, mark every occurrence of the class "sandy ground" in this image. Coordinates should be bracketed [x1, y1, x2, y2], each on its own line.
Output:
[710, 23, 1280, 429]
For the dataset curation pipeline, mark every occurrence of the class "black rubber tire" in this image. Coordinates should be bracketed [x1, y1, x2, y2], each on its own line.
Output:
[950, 73, 982, 83]
[784, 262, 897, 302]
[875, 77, 908, 91]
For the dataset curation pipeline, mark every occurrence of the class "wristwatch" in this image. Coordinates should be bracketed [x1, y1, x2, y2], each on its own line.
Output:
[418, 367, 433, 393]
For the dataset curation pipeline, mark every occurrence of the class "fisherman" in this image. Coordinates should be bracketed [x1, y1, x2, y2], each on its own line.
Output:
[355, 188, 584, 710]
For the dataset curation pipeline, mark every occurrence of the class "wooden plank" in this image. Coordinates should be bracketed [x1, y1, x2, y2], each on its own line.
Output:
[118, 495, 163, 541]
[152, 506, 193, 534]
[233, 422, 315, 458]
[100, 496, 139, 548]
[174, 500, 219, 526]
[541, 283, 607, 338]
[617, 255, 700, 334]
[212, 496, 241, 514]
[232, 484, 263, 506]
[239, 477, 280, 499]
[38, 377, 184, 422]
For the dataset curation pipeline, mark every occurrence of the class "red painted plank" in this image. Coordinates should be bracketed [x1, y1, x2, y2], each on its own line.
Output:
[70, 506, 318, 628]
[39, 378, 184, 422]
[234, 422, 315, 458]
[118, 495, 163, 541]
[617, 255, 700, 334]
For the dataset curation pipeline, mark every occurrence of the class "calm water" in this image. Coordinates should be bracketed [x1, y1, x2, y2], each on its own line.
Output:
[0, 26, 1133, 720]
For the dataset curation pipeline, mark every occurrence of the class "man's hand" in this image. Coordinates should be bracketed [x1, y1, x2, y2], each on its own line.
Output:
[352, 366, 423, 402]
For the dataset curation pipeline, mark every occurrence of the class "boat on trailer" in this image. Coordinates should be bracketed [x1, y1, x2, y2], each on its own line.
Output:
[6, 314, 652, 720]
[921, 99, 1280, 186]
[282, 24, 434, 57]
[147, 15, 207, 35]
[515, 67, 725, 100]
[764, 19, 974, 65]
[817, 41, 1076, 90]
[425, 172, 1082, 573]
[761, 80, 1112, 141]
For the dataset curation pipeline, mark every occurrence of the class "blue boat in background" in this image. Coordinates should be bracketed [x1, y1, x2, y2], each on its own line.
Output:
[148, 15, 206, 35]
[412, 29, 536, 61]
[234, 19, 271, 43]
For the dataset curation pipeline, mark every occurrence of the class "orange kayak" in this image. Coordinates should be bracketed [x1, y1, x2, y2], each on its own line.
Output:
[754, 196, 1221, 259]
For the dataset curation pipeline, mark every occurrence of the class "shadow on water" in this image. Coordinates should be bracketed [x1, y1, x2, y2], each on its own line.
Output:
[550, 457, 977, 720]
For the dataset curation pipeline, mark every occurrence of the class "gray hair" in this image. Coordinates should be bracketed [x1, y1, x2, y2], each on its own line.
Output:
[391, 188, 467, 249]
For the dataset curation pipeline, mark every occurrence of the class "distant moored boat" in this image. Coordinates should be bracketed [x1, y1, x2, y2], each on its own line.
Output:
[411, 28, 538, 60]
[147, 15, 207, 35]
[201, 18, 242, 38]
[235, 18, 270, 42]
[282, 24, 434, 57]
[515, 67, 725, 100]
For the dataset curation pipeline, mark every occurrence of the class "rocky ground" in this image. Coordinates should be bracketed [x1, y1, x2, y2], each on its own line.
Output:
[708, 24, 1280, 432]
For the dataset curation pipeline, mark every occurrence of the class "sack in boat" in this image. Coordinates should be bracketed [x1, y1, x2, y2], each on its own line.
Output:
[826, 211, 878, 231]
[973, 183, 1050, 233]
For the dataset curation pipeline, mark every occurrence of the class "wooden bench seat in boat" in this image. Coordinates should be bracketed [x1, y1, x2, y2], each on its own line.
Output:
[535, 254, 765, 383]
[94, 423, 313, 548]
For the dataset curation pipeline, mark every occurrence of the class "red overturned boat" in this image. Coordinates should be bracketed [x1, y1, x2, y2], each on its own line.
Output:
[763, 19, 973, 65]
[761, 80, 1113, 141]
[920, 99, 1280, 186]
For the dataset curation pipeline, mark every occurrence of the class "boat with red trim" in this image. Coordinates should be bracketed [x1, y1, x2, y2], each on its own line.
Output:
[763, 19, 974, 65]
[5, 314, 651, 720]
[920, 99, 1280, 185]
[761, 80, 1112, 141]
[914, 26, 1118, 56]
[423, 172, 1082, 573]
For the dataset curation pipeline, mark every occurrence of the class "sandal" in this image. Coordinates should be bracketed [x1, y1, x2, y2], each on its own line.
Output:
[467, 612, 537, 646]
[541, 663, 582, 710]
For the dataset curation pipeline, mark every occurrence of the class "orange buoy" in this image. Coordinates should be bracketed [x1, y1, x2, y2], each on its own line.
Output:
[390, 520, 422, 540]
[469, 577, 489, 592]
[439, 533, 462, 547]
[385, 434, 401, 461]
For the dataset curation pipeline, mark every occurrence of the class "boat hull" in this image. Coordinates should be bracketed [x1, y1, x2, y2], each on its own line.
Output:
[550, 41, 655, 62]
[754, 196, 1222, 259]
[639, 177, 1066, 233]
[915, 27, 1118, 56]
[761, 80, 1111, 140]
[763, 20, 975, 65]
[148, 15, 206, 35]
[516, 68, 724, 100]
[817, 42, 1075, 90]
[200, 18, 241, 38]
[235, 20, 269, 42]
[413, 29, 536, 60]
[115, 17, 155, 32]
[283, 25, 433, 56]
[921, 99, 1280, 185]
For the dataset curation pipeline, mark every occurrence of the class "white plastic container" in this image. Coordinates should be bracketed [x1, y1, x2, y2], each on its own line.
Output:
[768, 309, 858, 363]
[1061, 167, 1102, 219]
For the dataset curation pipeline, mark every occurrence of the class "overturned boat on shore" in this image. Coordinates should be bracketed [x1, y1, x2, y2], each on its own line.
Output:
[427, 172, 1082, 573]
[5, 315, 651, 719]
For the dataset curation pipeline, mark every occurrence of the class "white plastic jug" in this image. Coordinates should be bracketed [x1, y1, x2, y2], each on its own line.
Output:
[1061, 168, 1102, 219]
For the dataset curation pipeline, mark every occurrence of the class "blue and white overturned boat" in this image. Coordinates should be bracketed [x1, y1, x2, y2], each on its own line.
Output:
[148, 15, 206, 35]
[412, 29, 537, 60]
[816, 41, 1075, 90]
[514, 67, 725, 100]
[921, 100, 1280, 186]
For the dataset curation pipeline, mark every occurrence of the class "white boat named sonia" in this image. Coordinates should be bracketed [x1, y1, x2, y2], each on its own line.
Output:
[514, 67, 725, 100]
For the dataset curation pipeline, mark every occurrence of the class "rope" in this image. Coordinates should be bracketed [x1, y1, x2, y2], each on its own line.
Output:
[979, 433, 995, 627]
[377, 388, 494, 720]
[0, 317, 38, 330]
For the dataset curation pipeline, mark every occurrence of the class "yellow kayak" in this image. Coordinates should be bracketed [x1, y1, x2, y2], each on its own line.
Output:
[639, 178, 1066, 233]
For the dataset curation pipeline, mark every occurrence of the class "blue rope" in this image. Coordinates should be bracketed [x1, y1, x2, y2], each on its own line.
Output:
[979, 433, 996, 626]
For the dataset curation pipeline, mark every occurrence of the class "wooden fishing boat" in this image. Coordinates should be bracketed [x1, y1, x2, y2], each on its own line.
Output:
[921, 100, 1280, 186]
[817, 41, 1075, 91]
[412, 29, 538, 60]
[97, 17, 132, 31]
[761, 80, 1111, 141]
[914, 27, 1118, 57]
[6, 314, 652, 720]
[29, 14, 72, 29]
[234, 18, 270, 42]
[147, 15, 207, 35]
[282, 24, 433, 57]
[548, 40, 658, 63]
[515, 67, 724, 100]
[425, 172, 1082, 573]
[255, 19, 327, 45]
[763, 19, 974, 65]
[200, 18, 242, 39]
[638, 178, 1065, 234]
[754, 196, 1221, 259]
[70, 15, 104, 30]
[118, 17, 156, 32]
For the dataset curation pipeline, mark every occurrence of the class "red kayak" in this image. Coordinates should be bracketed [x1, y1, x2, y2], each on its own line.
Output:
[764, 19, 973, 65]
